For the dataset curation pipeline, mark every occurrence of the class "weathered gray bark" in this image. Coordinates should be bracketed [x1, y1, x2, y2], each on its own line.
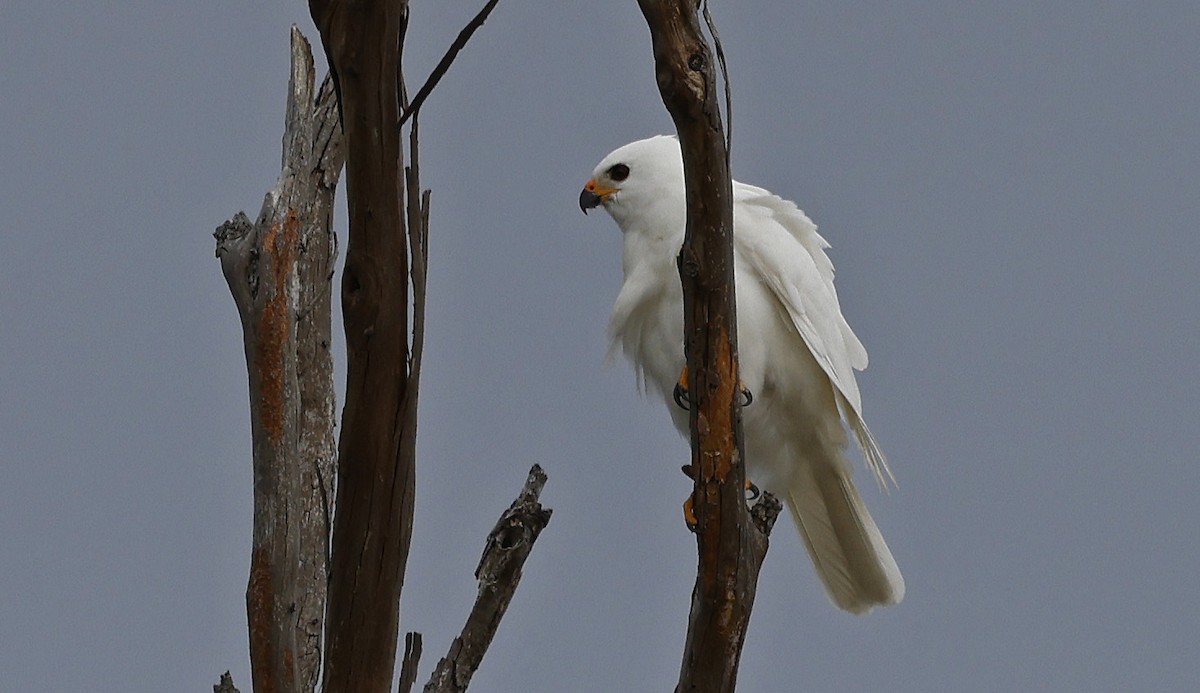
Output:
[424, 465, 553, 693]
[214, 27, 344, 693]
[216, 9, 541, 692]
[635, 2, 781, 691]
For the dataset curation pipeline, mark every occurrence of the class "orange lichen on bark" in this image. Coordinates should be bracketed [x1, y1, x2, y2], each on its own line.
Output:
[695, 326, 738, 482]
[254, 209, 301, 447]
[247, 546, 279, 693]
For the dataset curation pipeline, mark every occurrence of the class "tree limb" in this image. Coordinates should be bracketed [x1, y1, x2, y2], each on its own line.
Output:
[220, 4, 510, 689]
[634, 2, 780, 691]
[214, 26, 343, 693]
[397, 0, 502, 127]
[424, 465, 553, 693]
[306, 0, 417, 689]
[306, 1, 510, 688]
[213, 671, 242, 693]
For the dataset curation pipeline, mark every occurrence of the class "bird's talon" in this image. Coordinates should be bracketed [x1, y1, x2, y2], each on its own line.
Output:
[675, 367, 751, 408]
[673, 365, 690, 411]
[672, 382, 690, 411]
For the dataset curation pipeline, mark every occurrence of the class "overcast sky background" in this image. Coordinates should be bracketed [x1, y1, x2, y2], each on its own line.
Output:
[2, 2, 1198, 691]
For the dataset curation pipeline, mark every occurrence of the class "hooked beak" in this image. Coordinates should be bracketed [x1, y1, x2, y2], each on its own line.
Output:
[579, 178, 618, 214]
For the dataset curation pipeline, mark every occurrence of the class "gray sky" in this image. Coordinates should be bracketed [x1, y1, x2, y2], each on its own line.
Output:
[2, 2, 1198, 691]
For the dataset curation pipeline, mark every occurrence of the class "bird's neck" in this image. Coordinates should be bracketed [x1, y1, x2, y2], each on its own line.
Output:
[614, 200, 686, 281]
[621, 224, 682, 281]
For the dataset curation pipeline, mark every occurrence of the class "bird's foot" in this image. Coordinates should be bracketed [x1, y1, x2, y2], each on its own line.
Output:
[681, 478, 760, 530]
[672, 365, 753, 410]
[672, 366, 691, 410]
[683, 496, 697, 528]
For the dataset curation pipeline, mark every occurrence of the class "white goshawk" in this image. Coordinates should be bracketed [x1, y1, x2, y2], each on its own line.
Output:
[579, 135, 904, 614]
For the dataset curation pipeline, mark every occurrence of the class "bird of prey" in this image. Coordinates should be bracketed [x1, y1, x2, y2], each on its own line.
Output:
[579, 135, 903, 614]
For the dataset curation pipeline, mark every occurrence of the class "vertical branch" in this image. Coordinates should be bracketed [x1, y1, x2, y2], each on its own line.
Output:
[635, 2, 778, 691]
[398, 632, 425, 693]
[405, 114, 430, 416]
[306, 1, 503, 688]
[308, 0, 422, 690]
[219, 5, 507, 691]
[294, 64, 342, 693]
[214, 27, 344, 693]
[396, 0, 502, 128]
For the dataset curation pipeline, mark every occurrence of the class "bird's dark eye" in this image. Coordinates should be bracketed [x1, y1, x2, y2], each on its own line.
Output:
[608, 163, 630, 182]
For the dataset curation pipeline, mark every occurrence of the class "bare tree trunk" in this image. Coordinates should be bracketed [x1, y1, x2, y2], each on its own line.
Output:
[636, 3, 780, 691]
[214, 27, 344, 693]
[306, 1, 420, 690]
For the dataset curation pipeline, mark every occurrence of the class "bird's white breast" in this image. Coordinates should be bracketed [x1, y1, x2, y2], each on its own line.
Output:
[609, 220, 848, 491]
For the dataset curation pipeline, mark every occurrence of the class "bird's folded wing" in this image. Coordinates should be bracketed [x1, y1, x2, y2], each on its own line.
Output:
[734, 187, 894, 487]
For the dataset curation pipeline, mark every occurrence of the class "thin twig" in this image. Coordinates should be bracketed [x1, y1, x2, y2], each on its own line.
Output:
[702, 0, 732, 162]
[405, 113, 428, 385]
[397, 0, 501, 128]
[398, 6, 411, 110]
[398, 632, 424, 693]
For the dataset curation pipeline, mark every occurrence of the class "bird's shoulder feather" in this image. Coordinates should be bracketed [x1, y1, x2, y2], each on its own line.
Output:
[732, 183, 893, 486]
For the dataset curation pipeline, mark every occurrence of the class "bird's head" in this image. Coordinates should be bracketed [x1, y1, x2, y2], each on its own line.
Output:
[579, 135, 684, 228]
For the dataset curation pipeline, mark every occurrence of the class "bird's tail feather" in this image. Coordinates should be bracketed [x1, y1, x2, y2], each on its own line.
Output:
[785, 460, 904, 614]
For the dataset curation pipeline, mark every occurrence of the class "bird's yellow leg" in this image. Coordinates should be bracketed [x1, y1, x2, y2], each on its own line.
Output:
[672, 364, 753, 409]
[672, 365, 690, 410]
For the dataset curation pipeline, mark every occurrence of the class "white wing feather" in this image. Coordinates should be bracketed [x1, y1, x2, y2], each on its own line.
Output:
[733, 183, 895, 487]
[591, 136, 903, 612]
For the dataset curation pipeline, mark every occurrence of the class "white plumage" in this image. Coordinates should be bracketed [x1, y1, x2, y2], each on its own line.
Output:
[580, 135, 904, 613]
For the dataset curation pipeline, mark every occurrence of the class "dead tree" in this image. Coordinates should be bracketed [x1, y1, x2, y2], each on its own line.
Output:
[214, 28, 342, 693]
[216, 1, 772, 689]
[637, 2, 781, 691]
[216, 3, 546, 691]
